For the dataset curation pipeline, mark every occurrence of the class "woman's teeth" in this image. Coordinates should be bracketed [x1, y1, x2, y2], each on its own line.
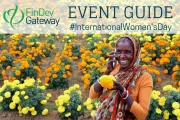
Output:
[120, 60, 128, 64]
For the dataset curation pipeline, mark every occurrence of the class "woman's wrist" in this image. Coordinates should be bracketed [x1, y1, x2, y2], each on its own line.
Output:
[94, 79, 103, 93]
[104, 69, 111, 75]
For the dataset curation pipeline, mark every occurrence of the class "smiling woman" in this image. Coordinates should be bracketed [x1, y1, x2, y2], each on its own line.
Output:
[89, 36, 153, 120]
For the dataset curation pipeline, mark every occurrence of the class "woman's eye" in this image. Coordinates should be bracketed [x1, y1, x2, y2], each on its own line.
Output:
[125, 50, 131, 54]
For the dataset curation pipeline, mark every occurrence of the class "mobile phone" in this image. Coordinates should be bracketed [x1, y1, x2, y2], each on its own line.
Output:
[112, 48, 117, 68]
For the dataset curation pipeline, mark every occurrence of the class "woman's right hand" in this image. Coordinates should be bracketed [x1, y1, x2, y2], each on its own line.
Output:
[105, 50, 117, 74]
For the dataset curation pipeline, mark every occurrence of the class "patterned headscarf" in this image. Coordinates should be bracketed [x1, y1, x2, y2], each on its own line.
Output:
[93, 36, 146, 120]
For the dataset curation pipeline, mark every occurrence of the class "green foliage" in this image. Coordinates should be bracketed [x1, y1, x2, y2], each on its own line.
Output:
[0, 84, 19, 111]
[89, 68, 102, 86]
[163, 91, 180, 119]
[19, 82, 46, 115]
[62, 34, 76, 44]
[12, 59, 39, 82]
[48, 65, 69, 89]
[29, 35, 40, 47]
[0, 54, 14, 69]
[146, 99, 162, 120]
[0, 65, 3, 81]
[72, 44, 81, 58]
[164, 55, 179, 74]
[56, 84, 85, 120]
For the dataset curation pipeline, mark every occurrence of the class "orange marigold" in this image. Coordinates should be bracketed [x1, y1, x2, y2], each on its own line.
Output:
[52, 74, 58, 79]
[15, 70, 21, 76]
[1, 56, 6, 61]
[62, 74, 67, 78]
[66, 71, 72, 76]
[163, 69, 168, 74]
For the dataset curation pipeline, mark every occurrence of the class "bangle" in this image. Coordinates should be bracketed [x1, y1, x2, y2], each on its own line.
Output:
[123, 90, 129, 99]
[120, 88, 126, 97]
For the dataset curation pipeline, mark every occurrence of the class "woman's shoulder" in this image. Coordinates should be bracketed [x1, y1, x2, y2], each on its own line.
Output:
[136, 72, 153, 87]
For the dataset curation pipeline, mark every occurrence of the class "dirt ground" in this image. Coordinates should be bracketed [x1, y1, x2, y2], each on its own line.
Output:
[0, 35, 173, 120]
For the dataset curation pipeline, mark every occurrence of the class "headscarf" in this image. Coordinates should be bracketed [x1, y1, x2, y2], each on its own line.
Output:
[93, 36, 146, 120]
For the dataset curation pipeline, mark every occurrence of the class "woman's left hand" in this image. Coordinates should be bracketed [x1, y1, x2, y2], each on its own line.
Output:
[111, 81, 124, 93]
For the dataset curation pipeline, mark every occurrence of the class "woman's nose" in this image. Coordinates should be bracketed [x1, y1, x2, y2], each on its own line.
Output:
[119, 52, 126, 58]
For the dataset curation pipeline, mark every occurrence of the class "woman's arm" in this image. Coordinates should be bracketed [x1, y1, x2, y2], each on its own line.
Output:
[89, 81, 103, 99]
[130, 73, 153, 120]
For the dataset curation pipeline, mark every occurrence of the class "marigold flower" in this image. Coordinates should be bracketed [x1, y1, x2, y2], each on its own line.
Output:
[9, 102, 16, 109]
[42, 108, 48, 115]
[4, 92, 11, 98]
[31, 110, 37, 116]
[99, 75, 116, 89]
[65, 112, 71, 117]
[172, 102, 180, 110]
[1, 56, 6, 61]
[22, 107, 28, 114]
[156, 108, 162, 114]
[15, 70, 21, 76]
[0, 96, 3, 102]
[77, 105, 82, 111]
[58, 106, 65, 113]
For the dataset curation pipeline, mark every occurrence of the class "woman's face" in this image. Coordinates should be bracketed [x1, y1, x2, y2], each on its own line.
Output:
[116, 40, 134, 70]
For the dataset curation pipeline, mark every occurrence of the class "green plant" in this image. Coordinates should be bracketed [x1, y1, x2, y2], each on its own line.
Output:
[55, 84, 85, 120]
[164, 55, 179, 74]
[47, 64, 69, 89]
[146, 85, 180, 120]
[0, 80, 19, 111]
[12, 59, 40, 82]
[0, 54, 14, 69]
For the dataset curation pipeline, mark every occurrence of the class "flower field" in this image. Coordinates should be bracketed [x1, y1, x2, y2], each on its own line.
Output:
[0, 33, 180, 120]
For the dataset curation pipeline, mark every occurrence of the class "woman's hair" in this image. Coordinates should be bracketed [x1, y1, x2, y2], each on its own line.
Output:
[116, 37, 134, 50]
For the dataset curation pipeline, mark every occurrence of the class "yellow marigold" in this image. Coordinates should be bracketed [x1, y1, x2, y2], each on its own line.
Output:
[65, 112, 71, 117]
[4, 92, 11, 98]
[65, 65, 70, 70]
[172, 102, 180, 110]
[15, 70, 21, 76]
[22, 107, 28, 114]
[51, 44, 56, 49]
[158, 97, 166, 106]
[99, 75, 116, 89]
[91, 110, 96, 117]
[42, 108, 48, 115]
[0, 96, 3, 102]
[156, 108, 162, 114]
[172, 109, 180, 117]
[173, 65, 179, 72]
[163, 110, 170, 120]
[9, 102, 16, 109]
[58, 106, 65, 113]
[31, 110, 37, 116]
[77, 105, 82, 111]
[81, 61, 87, 67]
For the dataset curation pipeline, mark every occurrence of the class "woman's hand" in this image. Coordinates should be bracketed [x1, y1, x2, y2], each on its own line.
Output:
[111, 81, 124, 93]
[104, 50, 117, 75]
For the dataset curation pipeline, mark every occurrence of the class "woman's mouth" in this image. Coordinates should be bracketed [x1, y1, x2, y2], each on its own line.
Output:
[120, 60, 128, 65]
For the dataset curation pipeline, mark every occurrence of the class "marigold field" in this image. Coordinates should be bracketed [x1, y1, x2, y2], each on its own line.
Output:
[0, 33, 180, 120]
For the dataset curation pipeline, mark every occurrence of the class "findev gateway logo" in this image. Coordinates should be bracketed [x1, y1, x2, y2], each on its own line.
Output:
[3, 5, 60, 29]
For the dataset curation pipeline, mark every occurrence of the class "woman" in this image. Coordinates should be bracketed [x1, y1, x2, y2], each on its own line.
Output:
[89, 36, 153, 120]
